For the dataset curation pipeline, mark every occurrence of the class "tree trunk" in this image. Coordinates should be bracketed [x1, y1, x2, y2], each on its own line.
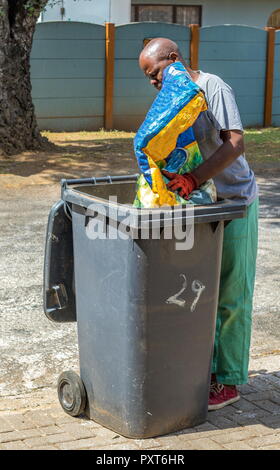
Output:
[0, 0, 49, 155]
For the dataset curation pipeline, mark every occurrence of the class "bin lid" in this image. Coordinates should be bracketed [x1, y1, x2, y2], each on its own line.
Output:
[43, 199, 76, 323]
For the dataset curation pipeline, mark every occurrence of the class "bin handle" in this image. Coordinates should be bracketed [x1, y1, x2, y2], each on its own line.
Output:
[61, 174, 139, 188]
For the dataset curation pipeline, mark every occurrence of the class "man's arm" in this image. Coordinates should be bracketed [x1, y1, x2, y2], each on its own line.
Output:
[191, 129, 245, 186]
[161, 129, 244, 199]
[162, 82, 245, 199]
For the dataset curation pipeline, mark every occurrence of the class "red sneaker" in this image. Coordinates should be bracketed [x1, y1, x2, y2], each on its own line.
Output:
[208, 383, 240, 411]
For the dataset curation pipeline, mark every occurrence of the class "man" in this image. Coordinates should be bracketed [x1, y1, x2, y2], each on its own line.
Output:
[139, 38, 258, 410]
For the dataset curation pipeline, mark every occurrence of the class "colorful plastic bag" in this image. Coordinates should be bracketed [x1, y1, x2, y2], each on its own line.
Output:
[133, 62, 217, 208]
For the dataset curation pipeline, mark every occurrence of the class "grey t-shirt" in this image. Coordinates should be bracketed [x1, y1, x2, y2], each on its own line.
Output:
[192, 70, 258, 205]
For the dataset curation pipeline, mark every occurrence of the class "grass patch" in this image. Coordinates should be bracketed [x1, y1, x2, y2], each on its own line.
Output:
[42, 127, 280, 164]
[244, 127, 280, 162]
[41, 129, 135, 142]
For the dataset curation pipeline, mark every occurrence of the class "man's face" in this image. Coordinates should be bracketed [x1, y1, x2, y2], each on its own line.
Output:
[140, 57, 173, 90]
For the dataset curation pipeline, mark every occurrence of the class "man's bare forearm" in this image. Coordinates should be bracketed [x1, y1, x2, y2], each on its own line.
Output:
[192, 132, 244, 186]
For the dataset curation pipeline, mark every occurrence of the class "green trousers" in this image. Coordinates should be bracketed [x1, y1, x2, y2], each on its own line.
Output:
[212, 197, 259, 385]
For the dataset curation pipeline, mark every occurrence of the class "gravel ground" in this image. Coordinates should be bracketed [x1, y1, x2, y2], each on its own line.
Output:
[0, 176, 279, 396]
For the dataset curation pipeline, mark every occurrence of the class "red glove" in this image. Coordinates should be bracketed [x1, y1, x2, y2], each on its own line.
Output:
[162, 170, 199, 200]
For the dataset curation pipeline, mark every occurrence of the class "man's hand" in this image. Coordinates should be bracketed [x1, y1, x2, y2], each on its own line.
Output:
[162, 170, 199, 199]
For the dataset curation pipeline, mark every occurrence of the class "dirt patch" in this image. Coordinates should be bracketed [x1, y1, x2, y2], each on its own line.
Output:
[0, 131, 138, 189]
[0, 129, 279, 189]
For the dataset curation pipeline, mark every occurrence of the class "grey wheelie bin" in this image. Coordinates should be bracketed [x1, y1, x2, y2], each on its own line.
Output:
[43, 174, 246, 439]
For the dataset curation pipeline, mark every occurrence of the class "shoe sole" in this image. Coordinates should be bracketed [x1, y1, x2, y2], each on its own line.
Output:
[208, 394, 240, 411]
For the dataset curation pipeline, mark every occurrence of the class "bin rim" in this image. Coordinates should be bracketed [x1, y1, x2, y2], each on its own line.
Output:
[60, 175, 247, 227]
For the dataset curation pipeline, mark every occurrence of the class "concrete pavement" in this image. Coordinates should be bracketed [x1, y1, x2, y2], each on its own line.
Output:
[0, 353, 280, 450]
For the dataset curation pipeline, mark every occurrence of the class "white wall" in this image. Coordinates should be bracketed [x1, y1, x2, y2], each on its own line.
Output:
[132, 0, 280, 28]
[111, 0, 131, 25]
[40, 0, 131, 24]
[39, 0, 280, 28]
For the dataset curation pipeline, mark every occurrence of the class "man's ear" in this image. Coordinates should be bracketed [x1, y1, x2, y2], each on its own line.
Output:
[169, 52, 179, 62]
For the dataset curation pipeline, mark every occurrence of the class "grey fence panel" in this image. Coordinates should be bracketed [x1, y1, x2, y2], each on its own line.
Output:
[31, 22, 105, 131]
[113, 22, 190, 131]
[272, 30, 280, 126]
[30, 22, 276, 132]
[199, 25, 267, 127]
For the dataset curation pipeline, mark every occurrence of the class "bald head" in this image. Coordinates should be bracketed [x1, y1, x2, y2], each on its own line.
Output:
[139, 37, 184, 90]
[140, 37, 181, 64]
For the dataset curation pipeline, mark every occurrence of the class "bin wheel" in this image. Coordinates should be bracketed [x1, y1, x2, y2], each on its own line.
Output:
[57, 371, 87, 417]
